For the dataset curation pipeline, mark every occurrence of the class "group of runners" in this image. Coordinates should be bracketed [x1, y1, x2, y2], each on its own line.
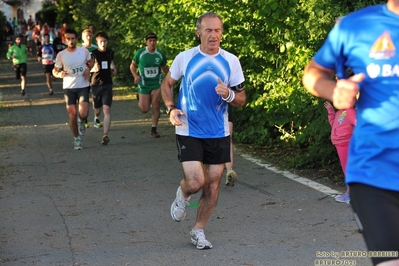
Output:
[5, 5, 399, 264]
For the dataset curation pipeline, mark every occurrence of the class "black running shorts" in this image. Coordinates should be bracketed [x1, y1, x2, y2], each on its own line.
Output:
[176, 135, 230, 164]
[92, 84, 113, 109]
[43, 64, 54, 74]
[64, 87, 90, 105]
[350, 183, 399, 265]
[14, 63, 27, 80]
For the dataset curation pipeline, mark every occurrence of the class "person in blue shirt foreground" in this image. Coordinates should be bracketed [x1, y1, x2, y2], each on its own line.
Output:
[161, 11, 246, 250]
[302, 1, 399, 265]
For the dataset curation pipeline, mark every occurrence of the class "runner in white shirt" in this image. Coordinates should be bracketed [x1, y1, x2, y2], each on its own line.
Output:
[53, 28, 92, 150]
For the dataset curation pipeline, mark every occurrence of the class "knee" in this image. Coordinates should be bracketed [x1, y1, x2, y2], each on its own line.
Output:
[80, 110, 89, 118]
[204, 181, 220, 195]
[66, 107, 77, 117]
[184, 178, 204, 194]
[103, 106, 111, 115]
[79, 103, 89, 112]
[139, 106, 150, 113]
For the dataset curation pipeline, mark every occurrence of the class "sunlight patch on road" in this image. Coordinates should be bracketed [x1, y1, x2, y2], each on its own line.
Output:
[1, 98, 64, 106]
[0, 94, 137, 107]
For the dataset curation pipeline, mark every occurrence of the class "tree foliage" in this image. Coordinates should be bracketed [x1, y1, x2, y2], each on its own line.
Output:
[35, 0, 58, 26]
[53, 0, 385, 169]
[0, 10, 7, 42]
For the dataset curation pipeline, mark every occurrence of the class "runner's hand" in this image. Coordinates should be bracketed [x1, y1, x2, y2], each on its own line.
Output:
[333, 73, 364, 109]
[169, 108, 185, 126]
[84, 68, 91, 80]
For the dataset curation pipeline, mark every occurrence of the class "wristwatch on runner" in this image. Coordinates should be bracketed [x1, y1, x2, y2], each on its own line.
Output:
[166, 105, 176, 115]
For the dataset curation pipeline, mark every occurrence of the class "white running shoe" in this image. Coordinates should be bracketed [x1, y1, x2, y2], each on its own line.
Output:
[74, 138, 83, 150]
[94, 118, 102, 128]
[170, 186, 190, 222]
[190, 229, 213, 250]
[335, 192, 350, 203]
[78, 118, 86, 136]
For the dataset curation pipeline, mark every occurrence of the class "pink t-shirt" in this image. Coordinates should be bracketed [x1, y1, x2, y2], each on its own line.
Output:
[326, 107, 356, 145]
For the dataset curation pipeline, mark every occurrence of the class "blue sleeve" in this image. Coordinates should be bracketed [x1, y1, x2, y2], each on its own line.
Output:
[313, 24, 347, 79]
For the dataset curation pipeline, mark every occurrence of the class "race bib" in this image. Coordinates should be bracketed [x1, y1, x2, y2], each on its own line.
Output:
[101, 61, 108, 69]
[144, 67, 159, 78]
[67, 64, 85, 77]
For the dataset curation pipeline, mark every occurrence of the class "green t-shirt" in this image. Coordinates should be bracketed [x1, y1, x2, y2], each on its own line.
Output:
[133, 47, 167, 87]
[6, 44, 28, 65]
[79, 43, 98, 53]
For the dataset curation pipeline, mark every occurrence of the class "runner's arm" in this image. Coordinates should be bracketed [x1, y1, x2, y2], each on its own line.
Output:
[111, 60, 117, 76]
[130, 61, 140, 83]
[161, 65, 169, 75]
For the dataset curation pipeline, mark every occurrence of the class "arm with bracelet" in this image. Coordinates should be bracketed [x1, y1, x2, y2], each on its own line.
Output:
[215, 78, 246, 107]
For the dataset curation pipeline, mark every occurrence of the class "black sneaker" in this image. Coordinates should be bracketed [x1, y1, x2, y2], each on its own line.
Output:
[102, 135, 110, 145]
[21, 90, 25, 95]
[151, 131, 160, 138]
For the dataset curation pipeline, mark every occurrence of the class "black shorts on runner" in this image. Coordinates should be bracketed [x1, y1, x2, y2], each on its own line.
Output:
[64, 87, 90, 105]
[350, 182, 399, 265]
[176, 135, 230, 164]
[92, 84, 113, 109]
[43, 64, 54, 74]
[14, 63, 27, 80]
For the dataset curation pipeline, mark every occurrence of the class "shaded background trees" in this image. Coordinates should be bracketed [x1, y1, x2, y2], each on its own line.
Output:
[28, 0, 386, 169]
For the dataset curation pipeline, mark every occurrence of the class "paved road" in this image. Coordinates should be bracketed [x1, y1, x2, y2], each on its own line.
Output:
[0, 49, 371, 266]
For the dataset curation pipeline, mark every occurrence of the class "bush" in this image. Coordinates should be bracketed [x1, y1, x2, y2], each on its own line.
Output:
[52, 0, 385, 169]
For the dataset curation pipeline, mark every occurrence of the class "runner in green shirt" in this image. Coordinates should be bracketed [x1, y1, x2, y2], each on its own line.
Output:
[6, 35, 28, 95]
[130, 32, 169, 138]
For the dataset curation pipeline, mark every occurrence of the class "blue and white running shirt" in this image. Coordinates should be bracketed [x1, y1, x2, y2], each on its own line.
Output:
[170, 46, 245, 138]
[314, 4, 399, 191]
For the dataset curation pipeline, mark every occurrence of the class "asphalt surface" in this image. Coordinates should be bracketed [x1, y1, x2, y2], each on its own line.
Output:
[0, 46, 372, 266]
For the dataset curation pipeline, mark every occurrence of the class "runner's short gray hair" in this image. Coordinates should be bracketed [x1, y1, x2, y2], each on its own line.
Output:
[196, 12, 223, 31]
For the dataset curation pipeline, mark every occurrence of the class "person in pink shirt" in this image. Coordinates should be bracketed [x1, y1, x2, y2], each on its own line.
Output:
[324, 101, 356, 203]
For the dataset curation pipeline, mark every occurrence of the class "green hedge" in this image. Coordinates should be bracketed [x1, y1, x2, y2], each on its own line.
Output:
[53, 0, 385, 168]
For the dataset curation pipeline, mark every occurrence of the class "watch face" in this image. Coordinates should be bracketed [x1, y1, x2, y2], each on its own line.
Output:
[167, 105, 175, 114]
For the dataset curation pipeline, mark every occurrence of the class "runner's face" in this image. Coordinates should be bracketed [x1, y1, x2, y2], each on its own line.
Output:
[97, 37, 107, 51]
[65, 33, 77, 49]
[146, 38, 157, 51]
[83, 33, 92, 45]
[196, 17, 223, 55]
